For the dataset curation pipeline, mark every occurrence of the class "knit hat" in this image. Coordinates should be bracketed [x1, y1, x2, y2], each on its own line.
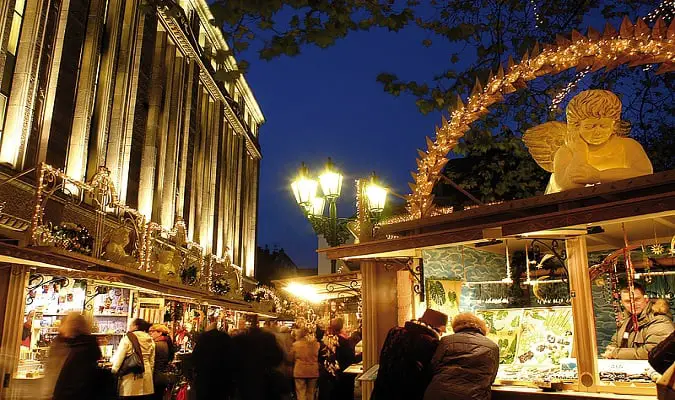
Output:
[420, 309, 448, 329]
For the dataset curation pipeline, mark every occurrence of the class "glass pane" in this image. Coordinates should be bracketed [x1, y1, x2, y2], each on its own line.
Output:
[0, 94, 6, 143]
[423, 240, 575, 387]
[8, 13, 22, 55]
[589, 215, 675, 387]
[14, 0, 26, 15]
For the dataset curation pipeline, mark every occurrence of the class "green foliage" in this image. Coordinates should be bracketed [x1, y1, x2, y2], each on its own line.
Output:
[426, 280, 446, 306]
[434, 128, 549, 208]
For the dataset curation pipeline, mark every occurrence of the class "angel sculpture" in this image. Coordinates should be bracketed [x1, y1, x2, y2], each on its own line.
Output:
[524, 90, 653, 194]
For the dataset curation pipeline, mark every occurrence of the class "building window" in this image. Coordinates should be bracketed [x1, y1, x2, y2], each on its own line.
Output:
[0, 0, 27, 141]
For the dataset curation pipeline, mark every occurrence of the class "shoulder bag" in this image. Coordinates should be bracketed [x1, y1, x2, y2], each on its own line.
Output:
[117, 332, 145, 376]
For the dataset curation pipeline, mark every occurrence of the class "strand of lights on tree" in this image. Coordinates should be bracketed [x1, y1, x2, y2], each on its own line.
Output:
[406, 18, 675, 219]
[549, 66, 591, 112]
[529, 0, 543, 28]
[646, 1, 674, 24]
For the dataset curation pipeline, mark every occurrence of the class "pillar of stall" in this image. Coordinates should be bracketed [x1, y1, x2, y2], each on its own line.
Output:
[566, 236, 599, 392]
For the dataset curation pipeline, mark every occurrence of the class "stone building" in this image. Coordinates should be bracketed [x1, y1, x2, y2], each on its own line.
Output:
[0, 0, 263, 275]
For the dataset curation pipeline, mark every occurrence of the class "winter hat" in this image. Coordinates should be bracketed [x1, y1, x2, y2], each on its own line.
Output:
[420, 309, 448, 329]
[452, 312, 488, 335]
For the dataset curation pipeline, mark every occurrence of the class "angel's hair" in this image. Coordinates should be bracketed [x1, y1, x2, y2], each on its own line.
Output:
[565, 90, 629, 144]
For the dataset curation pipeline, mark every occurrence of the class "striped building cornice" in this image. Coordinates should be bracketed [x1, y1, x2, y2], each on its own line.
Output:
[156, 9, 261, 159]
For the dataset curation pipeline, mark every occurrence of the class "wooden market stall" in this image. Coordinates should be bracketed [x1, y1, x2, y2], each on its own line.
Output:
[317, 17, 675, 400]
[322, 171, 675, 400]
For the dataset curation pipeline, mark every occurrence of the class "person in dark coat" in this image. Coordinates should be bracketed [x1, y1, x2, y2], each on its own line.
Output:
[424, 312, 499, 400]
[149, 324, 175, 400]
[232, 318, 286, 400]
[332, 319, 362, 400]
[50, 313, 102, 400]
[371, 309, 448, 400]
[192, 322, 233, 399]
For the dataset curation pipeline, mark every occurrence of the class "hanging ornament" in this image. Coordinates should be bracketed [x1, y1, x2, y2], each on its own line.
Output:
[622, 223, 639, 333]
[652, 224, 665, 255]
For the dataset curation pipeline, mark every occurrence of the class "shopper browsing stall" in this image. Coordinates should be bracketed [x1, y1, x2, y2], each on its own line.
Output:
[604, 283, 674, 360]
[371, 309, 448, 400]
[423, 313, 499, 400]
[111, 318, 156, 398]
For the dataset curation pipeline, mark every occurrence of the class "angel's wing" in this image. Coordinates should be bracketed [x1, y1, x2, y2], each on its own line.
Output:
[523, 121, 567, 173]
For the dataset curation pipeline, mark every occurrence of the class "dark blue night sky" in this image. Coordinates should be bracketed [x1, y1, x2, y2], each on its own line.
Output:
[246, 26, 458, 268]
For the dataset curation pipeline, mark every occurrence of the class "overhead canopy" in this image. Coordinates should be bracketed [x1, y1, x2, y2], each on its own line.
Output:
[273, 271, 361, 302]
[320, 171, 675, 260]
[0, 242, 254, 312]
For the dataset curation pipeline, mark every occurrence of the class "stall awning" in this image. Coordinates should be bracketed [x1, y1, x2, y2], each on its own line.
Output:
[0, 242, 255, 312]
[320, 170, 675, 260]
[272, 271, 362, 301]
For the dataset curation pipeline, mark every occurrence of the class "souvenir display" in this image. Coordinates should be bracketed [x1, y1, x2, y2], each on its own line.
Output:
[515, 308, 573, 366]
[477, 309, 522, 364]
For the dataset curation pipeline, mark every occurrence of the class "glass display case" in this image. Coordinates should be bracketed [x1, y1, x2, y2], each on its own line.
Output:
[17, 276, 87, 379]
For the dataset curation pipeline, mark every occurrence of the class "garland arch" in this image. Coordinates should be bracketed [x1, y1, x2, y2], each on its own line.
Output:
[406, 17, 675, 219]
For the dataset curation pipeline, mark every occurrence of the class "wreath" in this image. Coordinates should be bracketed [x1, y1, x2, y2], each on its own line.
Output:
[212, 277, 231, 295]
[180, 265, 198, 285]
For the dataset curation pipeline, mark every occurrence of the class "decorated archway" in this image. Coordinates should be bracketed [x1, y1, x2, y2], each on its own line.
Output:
[406, 17, 675, 218]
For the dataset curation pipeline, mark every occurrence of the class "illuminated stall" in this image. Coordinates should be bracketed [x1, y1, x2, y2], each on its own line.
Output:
[323, 171, 675, 399]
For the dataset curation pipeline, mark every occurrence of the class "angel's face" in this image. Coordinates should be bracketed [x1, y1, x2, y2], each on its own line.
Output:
[578, 117, 615, 145]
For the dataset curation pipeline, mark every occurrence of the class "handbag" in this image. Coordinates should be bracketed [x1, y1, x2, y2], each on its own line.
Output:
[117, 332, 145, 376]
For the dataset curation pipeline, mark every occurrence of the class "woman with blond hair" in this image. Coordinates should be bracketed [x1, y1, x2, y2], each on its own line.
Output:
[44, 312, 102, 400]
[291, 327, 320, 400]
[424, 313, 499, 400]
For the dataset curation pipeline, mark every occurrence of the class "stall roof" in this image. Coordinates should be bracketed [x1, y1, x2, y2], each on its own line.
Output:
[320, 170, 675, 260]
[0, 242, 255, 312]
[272, 271, 361, 300]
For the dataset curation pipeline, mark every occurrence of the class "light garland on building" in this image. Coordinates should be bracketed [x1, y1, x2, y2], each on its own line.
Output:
[27, 163, 243, 296]
[407, 18, 675, 218]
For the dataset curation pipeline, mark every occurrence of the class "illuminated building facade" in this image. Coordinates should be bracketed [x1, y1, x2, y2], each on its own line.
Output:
[0, 0, 263, 276]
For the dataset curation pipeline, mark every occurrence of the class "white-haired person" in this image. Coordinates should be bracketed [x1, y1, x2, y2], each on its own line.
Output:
[424, 312, 499, 400]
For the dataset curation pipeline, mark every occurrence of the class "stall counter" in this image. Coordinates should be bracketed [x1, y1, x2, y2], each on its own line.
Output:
[492, 386, 655, 400]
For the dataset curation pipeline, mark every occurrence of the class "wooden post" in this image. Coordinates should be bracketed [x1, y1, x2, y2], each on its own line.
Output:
[360, 260, 377, 400]
[566, 236, 599, 392]
[0, 265, 28, 398]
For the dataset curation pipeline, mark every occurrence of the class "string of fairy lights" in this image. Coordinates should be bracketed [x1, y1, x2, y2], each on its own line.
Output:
[646, 0, 674, 24]
[529, 0, 543, 28]
[549, 66, 591, 112]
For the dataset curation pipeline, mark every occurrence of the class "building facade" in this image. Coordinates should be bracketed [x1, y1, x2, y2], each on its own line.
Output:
[0, 0, 263, 276]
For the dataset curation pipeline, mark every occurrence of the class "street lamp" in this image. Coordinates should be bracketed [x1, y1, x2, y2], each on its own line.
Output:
[291, 159, 388, 273]
[365, 173, 387, 214]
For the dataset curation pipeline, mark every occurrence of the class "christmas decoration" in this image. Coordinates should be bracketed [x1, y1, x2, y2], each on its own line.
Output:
[212, 277, 231, 295]
[180, 265, 198, 285]
[50, 223, 94, 255]
[406, 18, 675, 218]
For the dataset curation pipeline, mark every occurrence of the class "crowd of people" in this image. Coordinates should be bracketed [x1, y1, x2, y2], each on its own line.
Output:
[37, 313, 361, 400]
[36, 291, 675, 400]
[40, 314, 174, 400]
[192, 316, 362, 400]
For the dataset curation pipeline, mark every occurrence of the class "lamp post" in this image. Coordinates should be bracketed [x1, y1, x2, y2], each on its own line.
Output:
[291, 158, 388, 273]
